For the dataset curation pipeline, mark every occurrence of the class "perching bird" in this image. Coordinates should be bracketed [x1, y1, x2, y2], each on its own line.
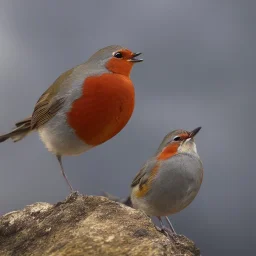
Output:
[105, 127, 203, 236]
[0, 45, 143, 192]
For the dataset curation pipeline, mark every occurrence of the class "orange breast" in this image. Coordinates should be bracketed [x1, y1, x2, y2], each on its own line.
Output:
[67, 73, 135, 146]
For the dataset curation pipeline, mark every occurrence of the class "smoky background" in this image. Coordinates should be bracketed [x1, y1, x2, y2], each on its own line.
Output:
[0, 1, 255, 255]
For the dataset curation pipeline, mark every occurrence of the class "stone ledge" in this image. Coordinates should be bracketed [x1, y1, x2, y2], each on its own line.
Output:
[0, 193, 200, 256]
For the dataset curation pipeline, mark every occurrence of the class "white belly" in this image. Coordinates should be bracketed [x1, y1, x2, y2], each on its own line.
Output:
[38, 111, 93, 156]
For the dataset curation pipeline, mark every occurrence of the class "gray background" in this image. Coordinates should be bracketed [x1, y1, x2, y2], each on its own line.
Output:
[0, 1, 255, 255]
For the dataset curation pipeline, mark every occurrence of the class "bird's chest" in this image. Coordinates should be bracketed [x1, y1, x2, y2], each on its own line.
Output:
[67, 73, 135, 146]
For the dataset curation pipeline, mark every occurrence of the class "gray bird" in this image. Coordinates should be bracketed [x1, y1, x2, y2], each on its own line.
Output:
[106, 127, 203, 236]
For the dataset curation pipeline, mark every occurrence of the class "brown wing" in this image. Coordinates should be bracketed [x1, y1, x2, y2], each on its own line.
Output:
[30, 68, 74, 129]
[31, 95, 65, 129]
[131, 165, 147, 187]
[131, 158, 156, 188]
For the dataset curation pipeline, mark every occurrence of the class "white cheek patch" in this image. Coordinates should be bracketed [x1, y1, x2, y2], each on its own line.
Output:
[179, 140, 198, 155]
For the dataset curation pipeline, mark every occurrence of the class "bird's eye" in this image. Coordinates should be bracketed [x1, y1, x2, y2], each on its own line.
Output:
[114, 52, 123, 58]
[173, 136, 181, 141]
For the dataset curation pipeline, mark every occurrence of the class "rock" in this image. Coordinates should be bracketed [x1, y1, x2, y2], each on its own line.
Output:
[0, 193, 200, 256]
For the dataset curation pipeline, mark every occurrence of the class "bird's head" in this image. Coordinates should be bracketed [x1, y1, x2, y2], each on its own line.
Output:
[156, 127, 201, 160]
[88, 45, 143, 77]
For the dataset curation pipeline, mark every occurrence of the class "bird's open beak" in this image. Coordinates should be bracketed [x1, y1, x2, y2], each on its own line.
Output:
[189, 127, 201, 138]
[128, 52, 143, 63]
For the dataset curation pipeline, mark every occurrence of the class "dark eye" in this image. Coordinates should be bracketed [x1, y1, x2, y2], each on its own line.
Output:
[114, 52, 123, 58]
[173, 136, 181, 141]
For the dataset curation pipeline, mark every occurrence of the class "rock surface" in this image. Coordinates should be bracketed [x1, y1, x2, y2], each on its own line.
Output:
[0, 193, 200, 256]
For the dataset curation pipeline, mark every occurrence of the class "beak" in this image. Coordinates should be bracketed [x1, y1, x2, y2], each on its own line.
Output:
[189, 127, 201, 138]
[128, 52, 143, 63]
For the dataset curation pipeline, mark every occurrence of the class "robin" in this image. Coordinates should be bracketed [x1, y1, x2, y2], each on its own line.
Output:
[105, 127, 203, 237]
[0, 45, 143, 192]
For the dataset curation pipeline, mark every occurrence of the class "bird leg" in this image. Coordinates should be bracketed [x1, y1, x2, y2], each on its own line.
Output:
[157, 217, 176, 241]
[56, 155, 74, 192]
[165, 216, 176, 234]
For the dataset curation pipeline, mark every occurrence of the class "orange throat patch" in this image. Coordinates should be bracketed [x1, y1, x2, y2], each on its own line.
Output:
[67, 73, 135, 146]
[157, 143, 179, 160]
[106, 57, 134, 76]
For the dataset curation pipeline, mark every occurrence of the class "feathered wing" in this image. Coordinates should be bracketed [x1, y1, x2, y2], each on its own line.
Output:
[0, 68, 73, 142]
[103, 158, 157, 207]
[30, 68, 74, 129]
[131, 158, 157, 189]
[30, 94, 66, 129]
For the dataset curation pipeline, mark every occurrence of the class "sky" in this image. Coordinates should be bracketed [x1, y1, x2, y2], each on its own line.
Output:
[0, 1, 255, 255]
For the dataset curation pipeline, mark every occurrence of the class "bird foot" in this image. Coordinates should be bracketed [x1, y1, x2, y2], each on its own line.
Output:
[70, 190, 79, 195]
[156, 225, 177, 242]
[66, 190, 82, 201]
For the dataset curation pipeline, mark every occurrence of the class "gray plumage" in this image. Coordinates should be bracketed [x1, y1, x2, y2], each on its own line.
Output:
[131, 128, 203, 217]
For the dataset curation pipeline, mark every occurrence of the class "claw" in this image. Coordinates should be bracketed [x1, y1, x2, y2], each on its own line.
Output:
[157, 217, 177, 241]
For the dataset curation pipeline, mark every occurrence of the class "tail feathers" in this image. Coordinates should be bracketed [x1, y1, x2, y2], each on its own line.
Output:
[123, 196, 133, 207]
[102, 192, 133, 207]
[0, 117, 32, 143]
[15, 117, 32, 127]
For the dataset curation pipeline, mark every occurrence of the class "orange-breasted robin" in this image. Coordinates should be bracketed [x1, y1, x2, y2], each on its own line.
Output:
[105, 127, 203, 236]
[0, 45, 143, 192]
